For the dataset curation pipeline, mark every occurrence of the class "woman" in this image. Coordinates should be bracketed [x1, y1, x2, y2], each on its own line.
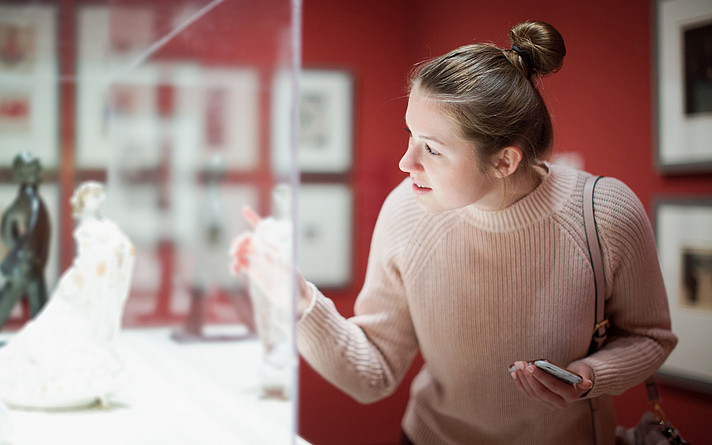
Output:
[0, 182, 135, 409]
[234, 21, 677, 444]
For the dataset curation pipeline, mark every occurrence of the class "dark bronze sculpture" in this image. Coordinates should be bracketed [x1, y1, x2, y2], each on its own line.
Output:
[0, 152, 51, 331]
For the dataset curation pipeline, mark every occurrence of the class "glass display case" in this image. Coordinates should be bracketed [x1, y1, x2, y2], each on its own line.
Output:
[0, 0, 303, 443]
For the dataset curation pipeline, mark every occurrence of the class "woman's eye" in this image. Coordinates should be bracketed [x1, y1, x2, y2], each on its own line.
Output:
[425, 145, 440, 156]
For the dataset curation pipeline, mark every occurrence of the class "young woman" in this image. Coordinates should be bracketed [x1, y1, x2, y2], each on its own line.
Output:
[234, 21, 677, 444]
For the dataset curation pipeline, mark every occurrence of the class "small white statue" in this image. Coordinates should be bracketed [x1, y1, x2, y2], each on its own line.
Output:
[0, 181, 135, 409]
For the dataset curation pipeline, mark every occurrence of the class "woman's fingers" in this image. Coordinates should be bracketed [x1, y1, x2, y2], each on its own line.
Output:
[522, 365, 574, 409]
[511, 361, 535, 397]
[230, 207, 262, 275]
[518, 362, 566, 409]
[510, 360, 583, 410]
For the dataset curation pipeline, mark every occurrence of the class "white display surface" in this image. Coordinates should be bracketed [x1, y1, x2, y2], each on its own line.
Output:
[0, 327, 307, 445]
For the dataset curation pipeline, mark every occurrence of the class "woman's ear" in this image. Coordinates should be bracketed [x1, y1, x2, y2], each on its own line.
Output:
[493, 146, 523, 178]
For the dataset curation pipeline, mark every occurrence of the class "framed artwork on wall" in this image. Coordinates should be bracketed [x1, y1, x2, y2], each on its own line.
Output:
[0, 5, 58, 169]
[272, 69, 353, 176]
[200, 68, 260, 171]
[656, 0, 712, 172]
[297, 183, 352, 288]
[76, 5, 160, 169]
[655, 197, 712, 389]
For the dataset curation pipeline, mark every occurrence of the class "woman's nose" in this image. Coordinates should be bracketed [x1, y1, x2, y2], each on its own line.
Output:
[399, 143, 421, 173]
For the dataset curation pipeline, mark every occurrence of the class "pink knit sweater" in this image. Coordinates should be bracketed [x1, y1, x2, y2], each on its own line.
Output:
[297, 163, 677, 445]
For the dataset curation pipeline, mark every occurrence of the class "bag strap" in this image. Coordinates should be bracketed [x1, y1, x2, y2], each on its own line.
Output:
[583, 176, 668, 440]
[583, 176, 609, 353]
[583, 176, 606, 445]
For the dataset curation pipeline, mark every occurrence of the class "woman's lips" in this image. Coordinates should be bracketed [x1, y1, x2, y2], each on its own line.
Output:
[411, 180, 431, 195]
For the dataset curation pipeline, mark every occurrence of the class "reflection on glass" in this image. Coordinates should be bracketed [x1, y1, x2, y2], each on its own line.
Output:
[0, 1, 300, 444]
[244, 183, 295, 400]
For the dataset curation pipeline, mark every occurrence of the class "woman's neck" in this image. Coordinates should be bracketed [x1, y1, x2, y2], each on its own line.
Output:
[499, 163, 547, 208]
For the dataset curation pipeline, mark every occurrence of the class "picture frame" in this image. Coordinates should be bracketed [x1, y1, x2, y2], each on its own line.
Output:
[272, 69, 353, 175]
[655, 197, 712, 388]
[199, 67, 260, 171]
[655, 0, 712, 172]
[76, 5, 160, 169]
[0, 5, 59, 169]
[297, 183, 352, 288]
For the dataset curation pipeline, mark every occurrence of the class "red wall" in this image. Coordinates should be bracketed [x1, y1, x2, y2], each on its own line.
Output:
[298, 2, 415, 444]
[299, 1, 712, 444]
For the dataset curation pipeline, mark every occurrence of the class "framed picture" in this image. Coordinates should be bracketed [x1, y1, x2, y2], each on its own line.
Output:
[199, 67, 260, 171]
[76, 5, 174, 170]
[655, 198, 712, 388]
[272, 69, 353, 175]
[0, 89, 31, 132]
[297, 184, 352, 287]
[0, 5, 58, 169]
[656, 0, 712, 172]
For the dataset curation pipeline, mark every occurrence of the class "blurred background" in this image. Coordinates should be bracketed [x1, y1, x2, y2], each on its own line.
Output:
[0, 0, 711, 444]
[0, 0, 301, 443]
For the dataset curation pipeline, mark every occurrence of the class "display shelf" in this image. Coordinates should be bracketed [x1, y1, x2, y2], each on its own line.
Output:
[0, 326, 307, 445]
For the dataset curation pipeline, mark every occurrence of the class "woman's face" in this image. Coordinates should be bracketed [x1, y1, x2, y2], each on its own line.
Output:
[399, 88, 500, 213]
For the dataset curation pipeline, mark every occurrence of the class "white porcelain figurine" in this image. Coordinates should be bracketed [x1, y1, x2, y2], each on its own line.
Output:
[0, 181, 135, 409]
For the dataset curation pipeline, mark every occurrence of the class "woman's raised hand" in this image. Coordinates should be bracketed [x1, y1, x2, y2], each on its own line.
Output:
[230, 206, 314, 316]
[229, 206, 263, 277]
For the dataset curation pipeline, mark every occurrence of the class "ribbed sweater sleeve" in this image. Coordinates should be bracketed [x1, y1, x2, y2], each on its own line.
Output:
[297, 179, 420, 404]
[572, 177, 678, 397]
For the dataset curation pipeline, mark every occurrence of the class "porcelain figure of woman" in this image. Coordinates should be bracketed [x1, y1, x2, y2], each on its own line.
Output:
[0, 182, 135, 409]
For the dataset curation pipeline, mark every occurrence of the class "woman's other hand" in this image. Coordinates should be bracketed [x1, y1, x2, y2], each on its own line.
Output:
[509, 360, 594, 410]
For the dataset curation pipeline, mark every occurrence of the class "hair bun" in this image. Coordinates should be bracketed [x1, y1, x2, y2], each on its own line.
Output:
[509, 21, 566, 76]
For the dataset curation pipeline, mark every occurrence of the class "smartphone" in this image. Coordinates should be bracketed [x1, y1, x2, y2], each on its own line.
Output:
[508, 360, 583, 385]
[533, 360, 583, 385]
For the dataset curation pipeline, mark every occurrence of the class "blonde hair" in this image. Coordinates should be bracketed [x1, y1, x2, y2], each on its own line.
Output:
[409, 21, 566, 177]
[70, 181, 105, 217]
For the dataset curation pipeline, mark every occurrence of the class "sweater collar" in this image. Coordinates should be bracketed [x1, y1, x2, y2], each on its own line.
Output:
[457, 162, 578, 232]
